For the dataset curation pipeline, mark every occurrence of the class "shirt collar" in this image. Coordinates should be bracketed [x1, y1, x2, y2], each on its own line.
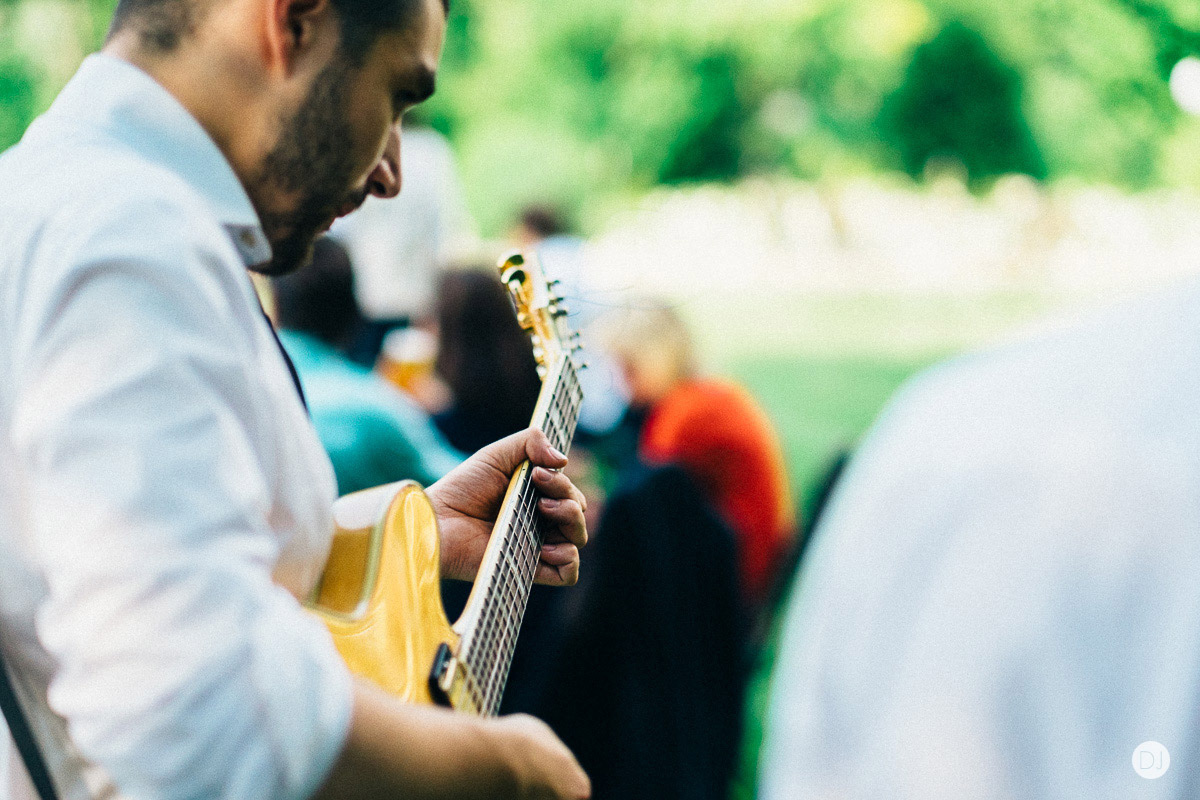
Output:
[43, 53, 273, 268]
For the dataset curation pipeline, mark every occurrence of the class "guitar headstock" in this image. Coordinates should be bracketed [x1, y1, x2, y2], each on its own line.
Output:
[498, 251, 585, 380]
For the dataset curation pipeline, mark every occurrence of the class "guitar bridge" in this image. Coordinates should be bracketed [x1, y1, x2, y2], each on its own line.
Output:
[429, 644, 485, 715]
[429, 643, 454, 708]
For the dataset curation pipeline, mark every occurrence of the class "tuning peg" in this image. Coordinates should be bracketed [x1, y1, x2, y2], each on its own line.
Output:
[536, 365, 548, 380]
[551, 304, 570, 319]
[532, 345, 546, 363]
[498, 252, 526, 272]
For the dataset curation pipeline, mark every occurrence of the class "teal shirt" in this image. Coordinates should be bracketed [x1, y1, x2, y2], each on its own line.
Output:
[279, 331, 463, 495]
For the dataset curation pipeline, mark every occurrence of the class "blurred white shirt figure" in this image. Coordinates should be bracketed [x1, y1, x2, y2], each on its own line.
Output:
[512, 206, 630, 436]
[761, 282, 1200, 799]
[331, 126, 476, 323]
[537, 237, 630, 436]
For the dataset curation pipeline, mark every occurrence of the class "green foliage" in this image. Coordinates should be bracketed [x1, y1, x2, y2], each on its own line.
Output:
[425, 0, 1200, 231]
[0, 53, 34, 150]
[0, 0, 1198, 229]
[880, 21, 1047, 188]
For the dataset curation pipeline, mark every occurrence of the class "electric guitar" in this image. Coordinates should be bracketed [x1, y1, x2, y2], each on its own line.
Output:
[306, 252, 584, 716]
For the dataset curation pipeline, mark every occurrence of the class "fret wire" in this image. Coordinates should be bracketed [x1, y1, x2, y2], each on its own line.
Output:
[512, 507, 529, 563]
[490, 584, 519, 707]
[482, 584, 506, 684]
[518, 493, 536, 554]
[472, 362, 588, 714]
[486, 631, 505, 708]
[472, 613, 493, 675]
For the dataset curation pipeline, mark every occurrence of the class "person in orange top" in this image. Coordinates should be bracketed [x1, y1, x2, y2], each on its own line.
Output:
[603, 302, 797, 608]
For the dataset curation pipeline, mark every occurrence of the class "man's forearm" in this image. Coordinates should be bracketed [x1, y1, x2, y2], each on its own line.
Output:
[312, 680, 589, 800]
[313, 680, 516, 800]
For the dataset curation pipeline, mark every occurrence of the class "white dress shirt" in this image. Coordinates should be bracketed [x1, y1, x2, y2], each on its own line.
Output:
[0, 55, 351, 800]
[761, 283, 1200, 799]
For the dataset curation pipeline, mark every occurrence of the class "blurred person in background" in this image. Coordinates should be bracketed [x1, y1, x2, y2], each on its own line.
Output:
[504, 461, 750, 800]
[512, 205, 571, 251]
[603, 302, 797, 611]
[510, 204, 630, 440]
[760, 285, 1200, 798]
[432, 268, 544, 453]
[272, 237, 463, 495]
[330, 113, 476, 367]
[425, 263, 750, 800]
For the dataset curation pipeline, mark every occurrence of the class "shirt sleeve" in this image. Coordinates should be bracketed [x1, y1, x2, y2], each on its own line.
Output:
[7, 196, 352, 800]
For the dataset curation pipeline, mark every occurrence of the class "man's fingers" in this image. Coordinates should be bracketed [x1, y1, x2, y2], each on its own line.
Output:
[538, 497, 587, 548]
[532, 467, 587, 511]
[539, 542, 579, 565]
[525, 430, 569, 470]
[536, 543, 581, 586]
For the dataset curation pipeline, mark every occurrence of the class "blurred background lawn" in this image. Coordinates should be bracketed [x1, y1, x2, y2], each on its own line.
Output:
[688, 290, 1063, 517]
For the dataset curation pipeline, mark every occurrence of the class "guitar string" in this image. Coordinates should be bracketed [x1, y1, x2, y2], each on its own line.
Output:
[478, 411, 577, 711]
[464, 363, 583, 712]
[484, 373, 581, 712]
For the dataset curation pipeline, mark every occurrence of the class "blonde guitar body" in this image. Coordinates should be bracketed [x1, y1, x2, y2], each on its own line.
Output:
[306, 252, 584, 717]
[309, 481, 456, 706]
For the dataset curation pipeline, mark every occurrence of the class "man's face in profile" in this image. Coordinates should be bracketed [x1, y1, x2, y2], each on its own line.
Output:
[249, 0, 446, 276]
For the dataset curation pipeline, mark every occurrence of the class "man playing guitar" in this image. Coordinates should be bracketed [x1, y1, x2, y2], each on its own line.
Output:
[0, 0, 590, 798]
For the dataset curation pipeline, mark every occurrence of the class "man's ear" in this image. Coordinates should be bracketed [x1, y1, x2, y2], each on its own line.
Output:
[264, 0, 334, 76]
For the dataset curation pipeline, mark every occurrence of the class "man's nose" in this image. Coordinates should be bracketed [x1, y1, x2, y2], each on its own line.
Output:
[367, 126, 402, 199]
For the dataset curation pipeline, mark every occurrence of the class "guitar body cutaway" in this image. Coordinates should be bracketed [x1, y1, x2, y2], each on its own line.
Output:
[307, 481, 457, 705]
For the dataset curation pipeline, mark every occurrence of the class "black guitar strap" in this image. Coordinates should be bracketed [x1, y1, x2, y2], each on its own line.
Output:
[0, 651, 60, 800]
[259, 305, 309, 413]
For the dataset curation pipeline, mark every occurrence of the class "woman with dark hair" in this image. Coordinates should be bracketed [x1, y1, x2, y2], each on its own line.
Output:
[433, 268, 543, 453]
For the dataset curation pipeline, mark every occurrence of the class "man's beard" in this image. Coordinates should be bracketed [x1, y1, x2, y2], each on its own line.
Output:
[248, 56, 368, 276]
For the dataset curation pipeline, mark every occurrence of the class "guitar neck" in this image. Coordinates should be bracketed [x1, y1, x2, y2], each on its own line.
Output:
[453, 357, 583, 716]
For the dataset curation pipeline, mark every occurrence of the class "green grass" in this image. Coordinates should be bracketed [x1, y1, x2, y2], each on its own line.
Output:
[728, 354, 935, 520]
[691, 290, 1063, 364]
[694, 290, 1069, 517]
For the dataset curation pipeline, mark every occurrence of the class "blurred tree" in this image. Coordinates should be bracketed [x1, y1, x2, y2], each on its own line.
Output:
[878, 21, 1047, 188]
[0, 0, 1199, 228]
[657, 51, 745, 183]
[0, 54, 34, 150]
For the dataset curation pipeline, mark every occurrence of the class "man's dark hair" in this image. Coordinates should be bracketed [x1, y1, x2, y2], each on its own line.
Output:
[109, 0, 448, 62]
[272, 237, 364, 348]
[519, 205, 569, 240]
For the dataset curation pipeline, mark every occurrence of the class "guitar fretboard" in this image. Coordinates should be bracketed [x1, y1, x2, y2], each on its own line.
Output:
[456, 357, 583, 715]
